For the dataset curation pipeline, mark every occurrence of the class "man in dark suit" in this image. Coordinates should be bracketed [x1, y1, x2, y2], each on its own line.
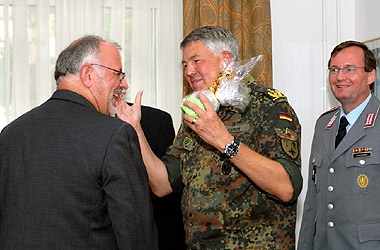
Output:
[0, 35, 158, 250]
[139, 105, 186, 250]
[298, 41, 379, 249]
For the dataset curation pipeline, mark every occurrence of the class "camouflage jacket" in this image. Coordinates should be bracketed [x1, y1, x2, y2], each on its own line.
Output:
[162, 76, 302, 249]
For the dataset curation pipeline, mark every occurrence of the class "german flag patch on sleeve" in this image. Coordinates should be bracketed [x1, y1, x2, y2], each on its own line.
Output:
[279, 113, 293, 122]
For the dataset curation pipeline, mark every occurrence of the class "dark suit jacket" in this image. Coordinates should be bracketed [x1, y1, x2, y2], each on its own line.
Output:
[138, 105, 186, 250]
[0, 90, 158, 250]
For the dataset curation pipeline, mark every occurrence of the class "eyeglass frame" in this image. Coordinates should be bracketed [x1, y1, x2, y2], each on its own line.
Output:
[328, 66, 365, 76]
[91, 64, 126, 83]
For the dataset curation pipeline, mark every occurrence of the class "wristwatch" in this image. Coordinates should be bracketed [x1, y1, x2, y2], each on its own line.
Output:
[224, 138, 240, 158]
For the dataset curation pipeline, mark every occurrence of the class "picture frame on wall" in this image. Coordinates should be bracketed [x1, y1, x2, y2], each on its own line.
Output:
[364, 37, 380, 97]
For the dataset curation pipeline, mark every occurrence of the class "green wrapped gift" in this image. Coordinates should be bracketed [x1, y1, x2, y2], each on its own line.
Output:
[180, 95, 206, 119]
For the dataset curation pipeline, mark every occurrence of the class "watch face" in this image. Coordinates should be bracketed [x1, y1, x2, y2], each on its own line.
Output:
[225, 140, 239, 158]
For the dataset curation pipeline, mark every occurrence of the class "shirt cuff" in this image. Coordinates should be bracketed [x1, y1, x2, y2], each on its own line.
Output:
[274, 158, 303, 204]
[161, 154, 184, 193]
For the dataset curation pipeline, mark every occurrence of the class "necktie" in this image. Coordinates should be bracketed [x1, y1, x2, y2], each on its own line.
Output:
[335, 116, 349, 148]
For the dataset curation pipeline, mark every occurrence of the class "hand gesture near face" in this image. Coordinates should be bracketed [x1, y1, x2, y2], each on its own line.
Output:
[116, 91, 143, 129]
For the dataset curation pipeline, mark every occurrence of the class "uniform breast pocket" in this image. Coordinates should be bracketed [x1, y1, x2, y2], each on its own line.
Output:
[311, 152, 323, 193]
[345, 151, 380, 194]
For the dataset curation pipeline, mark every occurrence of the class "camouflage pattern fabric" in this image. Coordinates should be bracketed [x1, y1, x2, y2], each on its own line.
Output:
[164, 75, 302, 249]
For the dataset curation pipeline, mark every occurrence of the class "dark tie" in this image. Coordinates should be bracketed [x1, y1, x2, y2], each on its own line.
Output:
[335, 116, 349, 148]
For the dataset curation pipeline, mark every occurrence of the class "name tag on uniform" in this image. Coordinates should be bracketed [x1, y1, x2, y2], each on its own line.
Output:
[227, 124, 250, 133]
[352, 147, 373, 158]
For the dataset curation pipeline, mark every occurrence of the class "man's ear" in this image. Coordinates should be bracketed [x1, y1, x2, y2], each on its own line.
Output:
[221, 51, 233, 65]
[367, 69, 376, 86]
[80, 63, 93, 88]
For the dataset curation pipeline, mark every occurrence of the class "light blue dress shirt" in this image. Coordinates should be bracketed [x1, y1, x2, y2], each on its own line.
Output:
[338, 93, 372, 134]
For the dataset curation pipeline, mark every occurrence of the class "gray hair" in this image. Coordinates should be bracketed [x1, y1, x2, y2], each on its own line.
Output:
[180, 26, 239, 63]
[54, 35, 121, 85]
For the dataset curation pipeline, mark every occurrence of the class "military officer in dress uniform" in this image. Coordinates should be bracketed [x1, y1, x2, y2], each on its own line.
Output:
[298, 40, 380, 249]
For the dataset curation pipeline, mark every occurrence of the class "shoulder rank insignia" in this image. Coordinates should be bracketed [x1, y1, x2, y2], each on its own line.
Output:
[266, 89, 286, 101]
[275, 128, 299, 159]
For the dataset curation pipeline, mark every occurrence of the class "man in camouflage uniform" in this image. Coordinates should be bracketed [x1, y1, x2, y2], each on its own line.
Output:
[117, 26, 302, 249]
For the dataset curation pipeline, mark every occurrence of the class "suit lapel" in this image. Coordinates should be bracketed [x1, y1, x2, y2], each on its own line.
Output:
[322, 110, 339, 161]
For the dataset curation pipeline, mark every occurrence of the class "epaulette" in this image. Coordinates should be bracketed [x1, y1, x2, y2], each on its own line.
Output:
[247, 79, 287, 103]
[264, 88, 287, 103]
[318, 106, 340, 119]
[244, 73, 288, 103]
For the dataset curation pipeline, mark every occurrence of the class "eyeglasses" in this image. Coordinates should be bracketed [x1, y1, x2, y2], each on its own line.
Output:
[91, 64, 126, 83]
[328, 66, 365, 76]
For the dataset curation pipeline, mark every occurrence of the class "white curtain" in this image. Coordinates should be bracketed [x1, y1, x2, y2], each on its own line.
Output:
[0, 0, 183, 131]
